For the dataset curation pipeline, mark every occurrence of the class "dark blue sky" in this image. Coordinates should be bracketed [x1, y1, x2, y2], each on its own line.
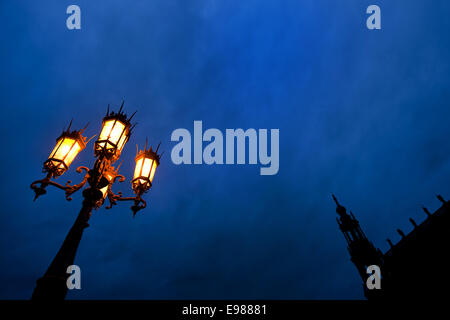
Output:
[0, 0, 449, 299]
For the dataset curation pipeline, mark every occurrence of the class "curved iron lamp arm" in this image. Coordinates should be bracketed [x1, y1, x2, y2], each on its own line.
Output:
[30, 166, 90, 201]
[105, 189, 147, 217]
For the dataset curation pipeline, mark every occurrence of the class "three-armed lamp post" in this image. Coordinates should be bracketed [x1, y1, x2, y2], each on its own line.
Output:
[30, 103, 161, 300]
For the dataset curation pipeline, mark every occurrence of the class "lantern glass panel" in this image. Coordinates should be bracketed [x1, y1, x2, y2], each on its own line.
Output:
[100, 173, 113, 198]
[149, 163, 157, 183]
[99, 120, 113, 141]
[100, 185, 108, 198]
[142, 158, 153, 179]
[99, 119, 127, 150]
[117, 132, 128, 153]
[133, 157, 144, 181]
[133, 156, 157, 185]
[49, 137, 81, 168]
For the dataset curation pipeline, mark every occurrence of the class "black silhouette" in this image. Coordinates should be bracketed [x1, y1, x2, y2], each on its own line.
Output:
[332, 193, 449, 299]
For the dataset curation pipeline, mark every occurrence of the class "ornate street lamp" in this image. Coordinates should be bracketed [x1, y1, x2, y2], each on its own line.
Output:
[94, 105, 132, 161]
[44, 120, 88, 177]
[132, 140, 160, 193]
[30, 102, 161, 300]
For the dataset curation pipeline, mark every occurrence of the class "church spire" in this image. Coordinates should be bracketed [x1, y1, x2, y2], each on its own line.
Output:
[332, 194, 367, 244]
[332, 194, 383, 299]
[332, 193, 347, 217]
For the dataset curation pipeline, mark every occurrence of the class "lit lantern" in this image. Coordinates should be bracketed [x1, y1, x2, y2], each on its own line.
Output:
[94, 104, 135, 162]
[99, 173, 114, 199]
[132, 142, 161, 193]
[44, 123, 87, 177]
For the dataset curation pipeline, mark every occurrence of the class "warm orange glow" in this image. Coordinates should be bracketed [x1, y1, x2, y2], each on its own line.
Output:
[99, 120, 127, 148]
[141, 158, 153, 181]
[100, 185, 108, 198]
[149, 162, 157, 182]
[100, 173, 113, 198]
[133, 156, 158, 187]
[133, 157, 143, 181]
[96, 119, 129, 161]
[48, 137, 82, 171]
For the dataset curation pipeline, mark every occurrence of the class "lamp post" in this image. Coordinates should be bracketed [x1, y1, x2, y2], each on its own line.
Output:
[30, 103, 161, 300]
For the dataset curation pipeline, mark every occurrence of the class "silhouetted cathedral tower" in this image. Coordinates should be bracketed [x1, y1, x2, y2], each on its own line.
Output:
[332, 193, 449, 299]
[332, 195, 383, 299]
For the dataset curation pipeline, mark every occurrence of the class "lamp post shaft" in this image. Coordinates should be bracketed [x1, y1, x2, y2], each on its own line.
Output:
[31, 190, 97, 300]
